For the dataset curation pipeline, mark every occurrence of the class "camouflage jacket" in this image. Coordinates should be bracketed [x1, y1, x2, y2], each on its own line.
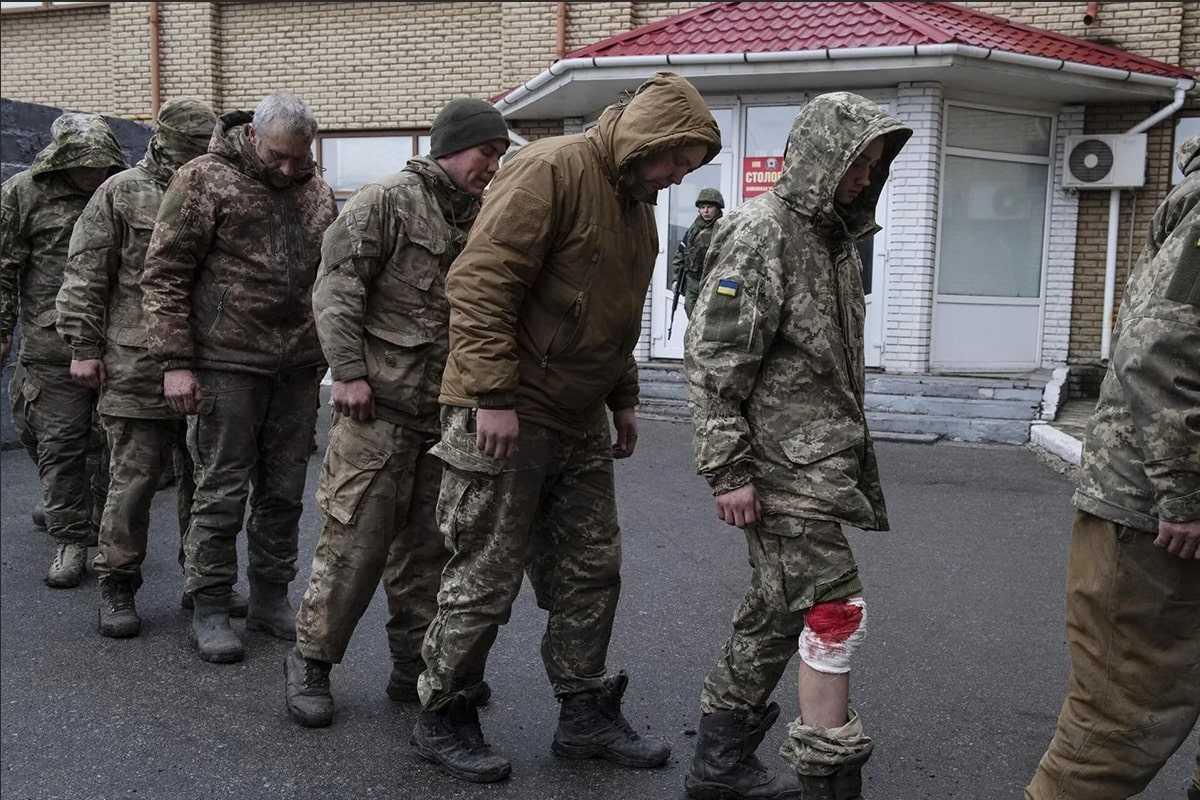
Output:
[313, 157, 479, 433]
[685, 93, 911, 532]
[674, 215, 718, 314]
[0, 113, 126, 366]
[56, 141, 182, 418]
[141, 111, 337, 375]
[1074, 136, 1200, 531]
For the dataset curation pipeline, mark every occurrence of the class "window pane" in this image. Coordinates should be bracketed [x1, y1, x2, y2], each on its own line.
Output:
[321, 136, 412, 193]
[745, 105, 802, 157]
[710, 108, 733, 151]
[418, 135, 431, 156]
[946, 107, 1051, 157]
[938, 155, 1048, 298]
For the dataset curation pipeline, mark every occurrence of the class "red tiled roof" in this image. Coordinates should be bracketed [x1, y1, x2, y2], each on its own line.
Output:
[566, 1, 1194, 80]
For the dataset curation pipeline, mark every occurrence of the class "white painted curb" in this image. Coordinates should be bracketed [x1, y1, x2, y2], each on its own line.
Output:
[1030, 422, 1083, 466]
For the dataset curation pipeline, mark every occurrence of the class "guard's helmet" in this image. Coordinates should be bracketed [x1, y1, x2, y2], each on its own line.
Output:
[695, 187, 724, 208]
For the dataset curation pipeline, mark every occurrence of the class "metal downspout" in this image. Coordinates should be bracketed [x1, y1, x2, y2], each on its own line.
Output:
[1100, 81, 1189, 360]
[148, 1, 161, 119]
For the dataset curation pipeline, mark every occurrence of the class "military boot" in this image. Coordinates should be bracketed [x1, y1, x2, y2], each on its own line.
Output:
[245, 580, 296, 640]
[685, 703, 803, 799]
[386, 662, 492, 708]
[1187, 783, 1198, 800]
[411, 692, 512, 783]
[552, 671, 671, 768]
[46, 542, 87, 588]
[284, 647, 333, 727]
[190, 593, 244, 663]
[182, 588, 248, 618]
[97, 578, 141, 638]
[796, 767, 864, 800]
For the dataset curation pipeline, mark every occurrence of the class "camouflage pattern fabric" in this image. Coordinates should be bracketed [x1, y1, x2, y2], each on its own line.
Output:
[313, 156, 478, 433]
[185, 368, 320, 596]
[700, 519, 862, 715]
[685, 92, 911, 531]
[674, 214, 719, 318]
[296, 415, 447, 665]
[418, 406, 621, 709]
[1074, 135, 1200, 532]
[142, 110, 336, 375]
[94, 415, 193, 588]
[780, 708, 874, 777]
[1, 113, 126, 366]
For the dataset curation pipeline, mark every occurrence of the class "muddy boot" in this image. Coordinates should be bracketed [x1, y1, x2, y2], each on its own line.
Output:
[31, 503, 46, 533]
[190, 593, 244, 663]
[796, 767, 864, 800]
[284, 647, 333, 728]
[245, 580, 296, 641]
[686, 703, 802, 799]
[97, 578, 141, 638]
[1189, 782, 1200, 800]
[552, 671, 671, 768]
[182, 587, 248, 618]
[46, 542, 87, 588]
[411, 693, 512, 783]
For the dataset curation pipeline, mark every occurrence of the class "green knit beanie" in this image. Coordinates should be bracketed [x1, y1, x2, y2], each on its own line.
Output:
[429, 98, 509, 158]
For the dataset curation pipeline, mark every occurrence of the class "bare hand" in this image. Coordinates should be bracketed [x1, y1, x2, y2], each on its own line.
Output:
[332, 378, 374, 422]
[612, 406, 638, 459]
[163, 368, 201, 415]
[0, 334, 10, 366]
[716, 483, 763, 528]
[69, 358, 106, 390]
[476, 408, 519, 459]
[1154, 518, 1200, 560]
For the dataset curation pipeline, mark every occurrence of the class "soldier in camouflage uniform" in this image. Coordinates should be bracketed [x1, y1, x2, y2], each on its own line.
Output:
[142, 93, 336, 664]
[671, 187, 724, 318]
[56, 99, 218, 639]
[284, 99, 510, 728]
[411, 73, 721, 784]
[684, 93, 911, 800]
[1025, 137, 1200, 800]
[1, 113, 126, 589]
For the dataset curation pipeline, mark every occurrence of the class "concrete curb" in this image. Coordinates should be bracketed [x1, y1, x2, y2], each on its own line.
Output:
[1029, 422, 1083, 466]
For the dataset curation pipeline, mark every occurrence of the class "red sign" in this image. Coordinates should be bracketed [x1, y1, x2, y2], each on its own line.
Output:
[742, 156, 783, 200]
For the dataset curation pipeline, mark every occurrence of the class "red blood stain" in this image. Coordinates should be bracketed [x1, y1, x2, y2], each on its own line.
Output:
[805, 600, 863, 644]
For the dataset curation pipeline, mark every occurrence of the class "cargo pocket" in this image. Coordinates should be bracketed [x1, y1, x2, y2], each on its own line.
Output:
[315, 421, 392, 526]
[780, 424, 863, 470]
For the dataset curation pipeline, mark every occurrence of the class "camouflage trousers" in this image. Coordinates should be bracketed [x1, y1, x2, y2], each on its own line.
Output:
[1026, 511, 1200, 800]
[9, 361, 109, 544]
[295, 415, 447, 671]
[418, 406, 622, 709]
[185, 368, 319, 597]
[94, 414, 193, 588]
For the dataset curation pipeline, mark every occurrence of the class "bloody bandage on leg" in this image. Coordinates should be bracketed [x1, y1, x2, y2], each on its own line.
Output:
[798, 596, 866, 674]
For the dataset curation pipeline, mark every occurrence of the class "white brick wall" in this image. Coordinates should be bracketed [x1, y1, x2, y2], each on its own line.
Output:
[1041, 105, 1084, 367]
[883, 82, 944, 374]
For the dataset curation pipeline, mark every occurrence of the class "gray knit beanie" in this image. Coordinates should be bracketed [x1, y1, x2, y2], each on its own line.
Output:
[429, 98, 509, 158]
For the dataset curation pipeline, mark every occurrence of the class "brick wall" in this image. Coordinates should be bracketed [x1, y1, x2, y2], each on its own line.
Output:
[0, 5, 111, 112]
[1042, 106, 1085, 367]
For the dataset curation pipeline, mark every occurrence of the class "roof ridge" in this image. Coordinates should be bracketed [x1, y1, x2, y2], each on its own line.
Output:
[565, 0, 732, 59]
[911, 0, 1197, 76]
[869, 1, 955, 45]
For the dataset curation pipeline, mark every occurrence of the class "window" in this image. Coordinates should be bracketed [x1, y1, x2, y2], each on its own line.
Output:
[313, 131, 430, 207]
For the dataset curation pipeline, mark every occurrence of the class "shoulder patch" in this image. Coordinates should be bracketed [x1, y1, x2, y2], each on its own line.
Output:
[716, 278, 739, 297]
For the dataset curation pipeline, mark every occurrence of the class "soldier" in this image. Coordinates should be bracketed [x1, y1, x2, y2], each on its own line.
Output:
[1025, 137, 1199, 800]
[285, 99, 510, 728]
[1, 113, 127, 588]
[142, 93, 336, 664]
[56, 98, 221, 639]
[683, 93, 911, 800]
[671, 187, 724, 318]
[411, 72, 721, 784]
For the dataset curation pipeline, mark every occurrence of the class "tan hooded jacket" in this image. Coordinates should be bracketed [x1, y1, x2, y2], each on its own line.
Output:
[438, 72, 721, 433]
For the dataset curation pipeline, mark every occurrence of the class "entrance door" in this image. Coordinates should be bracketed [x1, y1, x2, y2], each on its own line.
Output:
[860, 183, 889, 368]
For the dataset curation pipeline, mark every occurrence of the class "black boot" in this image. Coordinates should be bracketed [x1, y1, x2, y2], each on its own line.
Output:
[552, 671, 671, 768]
[97, 579, 141, 639]
[411, 693, 511, 783]
[686, 703, 803, 799]
[284, 647, 333, 727]
[190, 592, 244, 663]
[246, 580, 296, 640]
[797, 767, 864, 800]
[182, 587, 248, 618]
[1186, 783, 1198, 800]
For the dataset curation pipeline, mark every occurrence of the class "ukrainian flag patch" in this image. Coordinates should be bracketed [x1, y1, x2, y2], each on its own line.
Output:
[716, 278, 739, 297]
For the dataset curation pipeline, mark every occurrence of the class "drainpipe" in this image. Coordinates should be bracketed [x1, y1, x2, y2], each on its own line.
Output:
[1083, 1, 1100, 25]
[555, 2, 567, 60]
[1100, 80, 1189, 360]
[148, 1, 161, 119]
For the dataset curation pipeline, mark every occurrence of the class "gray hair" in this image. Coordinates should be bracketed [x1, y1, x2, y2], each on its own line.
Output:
[252, 92, 318, 140]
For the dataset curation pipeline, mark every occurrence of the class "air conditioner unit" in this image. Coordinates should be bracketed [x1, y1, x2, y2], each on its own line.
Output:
[1062, 134, 1146, 189]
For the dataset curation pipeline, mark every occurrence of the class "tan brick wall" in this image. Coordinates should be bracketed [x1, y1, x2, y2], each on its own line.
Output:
[632, 1, 708, 27]
[564, 1, 632, 51]
[502, 1, 559, 88]
[0, 5, 111, 112]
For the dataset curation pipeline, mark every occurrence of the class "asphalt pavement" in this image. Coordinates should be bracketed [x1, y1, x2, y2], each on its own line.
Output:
[1, 415, 1195, 800]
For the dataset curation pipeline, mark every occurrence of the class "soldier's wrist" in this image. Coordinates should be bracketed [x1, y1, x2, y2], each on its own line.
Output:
[708, 461, 758, 495]
[71, 344, 103, 361]
[476, 392, 516, 410]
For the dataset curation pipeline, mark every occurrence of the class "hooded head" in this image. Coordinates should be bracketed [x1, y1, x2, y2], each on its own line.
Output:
[152, 97, 217, 168]
[773, 92, 911, 237]
[30, 112, 126, 191]
[1178, 135, 1200, 177]
[589, 72, 722, 203]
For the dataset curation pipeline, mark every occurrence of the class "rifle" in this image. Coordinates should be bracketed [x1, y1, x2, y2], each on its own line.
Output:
[668, 262, 686, 339]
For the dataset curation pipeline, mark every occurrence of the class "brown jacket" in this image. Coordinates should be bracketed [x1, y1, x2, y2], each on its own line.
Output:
[439, 73, 720, 433]
[142, 111, 337, 375]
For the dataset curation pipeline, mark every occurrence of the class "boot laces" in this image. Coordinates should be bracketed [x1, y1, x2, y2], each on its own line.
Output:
[104, 586, 134, 613]
[303, 661, 330, 691]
